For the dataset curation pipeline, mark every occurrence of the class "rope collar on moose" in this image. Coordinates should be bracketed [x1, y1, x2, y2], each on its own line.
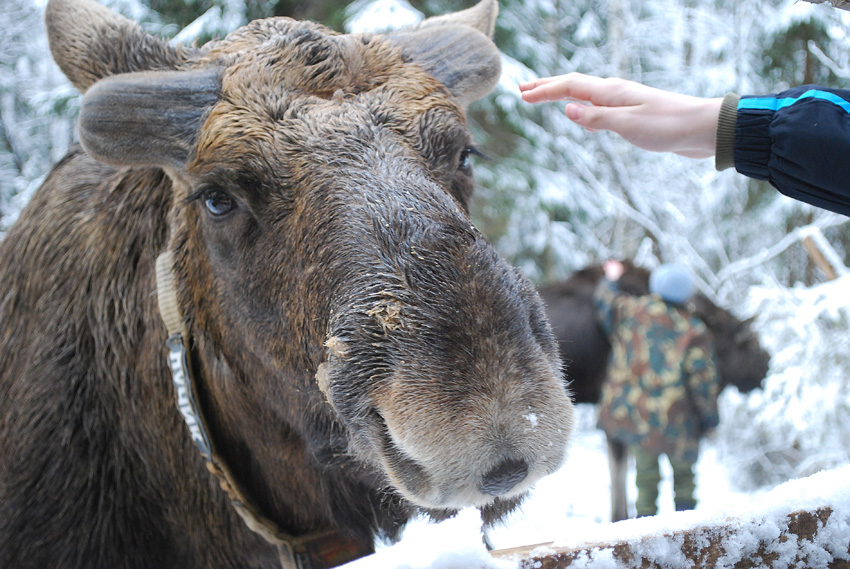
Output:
[155, 251, 373, 569]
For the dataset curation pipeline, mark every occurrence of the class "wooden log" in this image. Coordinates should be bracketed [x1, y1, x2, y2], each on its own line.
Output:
[491, 506, 850, 568]
[802, 235, 840, 281]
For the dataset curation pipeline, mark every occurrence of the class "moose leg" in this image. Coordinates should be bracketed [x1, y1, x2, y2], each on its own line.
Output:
[607, 437, 629, 522]
[482, 530, 495, 551]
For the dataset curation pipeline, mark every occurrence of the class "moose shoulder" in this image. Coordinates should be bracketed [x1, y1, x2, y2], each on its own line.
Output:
[0, 1, 574, 567]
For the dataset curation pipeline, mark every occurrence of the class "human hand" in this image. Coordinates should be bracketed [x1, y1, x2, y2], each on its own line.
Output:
[519, 73, 723, 159]
[602, 259, 625, 281]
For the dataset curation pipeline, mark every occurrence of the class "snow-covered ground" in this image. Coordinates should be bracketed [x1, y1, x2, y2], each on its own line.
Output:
[485, 405, 747, 550]
[343, 404, 850, 568]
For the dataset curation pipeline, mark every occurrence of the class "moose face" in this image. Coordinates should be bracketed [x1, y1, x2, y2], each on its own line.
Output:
[64, 2, 574, 520]
[691, 296, 770, 394]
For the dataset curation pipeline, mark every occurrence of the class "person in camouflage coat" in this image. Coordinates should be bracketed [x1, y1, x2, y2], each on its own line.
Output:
[594, 261, 720, 517]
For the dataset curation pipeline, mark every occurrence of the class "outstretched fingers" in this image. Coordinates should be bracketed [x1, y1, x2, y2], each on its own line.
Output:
[519, 73, 641, 107]
[518, 74, 572, 102]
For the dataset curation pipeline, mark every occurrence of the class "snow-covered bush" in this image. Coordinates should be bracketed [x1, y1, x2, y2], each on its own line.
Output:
[718, 267, 850, 490]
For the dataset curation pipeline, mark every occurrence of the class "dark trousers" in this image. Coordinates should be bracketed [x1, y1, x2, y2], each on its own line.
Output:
[633, 448, 697, 517]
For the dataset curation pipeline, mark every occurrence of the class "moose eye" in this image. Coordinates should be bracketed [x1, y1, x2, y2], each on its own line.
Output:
[459, 148, 472, 171]
[459, 146, 485, 172]
[202, 188, 237, 217]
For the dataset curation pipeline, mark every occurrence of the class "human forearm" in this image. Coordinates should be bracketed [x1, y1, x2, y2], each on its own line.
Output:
[520, 74, 850, 214]
[519, 73, 722, 158]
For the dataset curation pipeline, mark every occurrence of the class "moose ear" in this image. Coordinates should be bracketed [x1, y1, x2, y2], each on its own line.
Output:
[413, 0, 499, 37]
[387, 0, 501, 107]
[45, 0, 196, 92]
[78, 70, 221, 168]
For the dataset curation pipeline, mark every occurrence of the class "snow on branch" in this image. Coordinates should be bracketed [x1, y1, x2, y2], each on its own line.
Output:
[807, 41, 850, 80]
[171, 7, 223, 45]
[801, 0, 850, 11]
[715, 214, 848, 287]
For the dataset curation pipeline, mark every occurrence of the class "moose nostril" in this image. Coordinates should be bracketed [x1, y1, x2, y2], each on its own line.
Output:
[480, 458, 529, 497]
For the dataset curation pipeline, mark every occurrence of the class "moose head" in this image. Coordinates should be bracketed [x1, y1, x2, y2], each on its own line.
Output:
[9, 1, 577, 563]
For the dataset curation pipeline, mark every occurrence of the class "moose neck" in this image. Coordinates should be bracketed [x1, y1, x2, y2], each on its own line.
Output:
[154, 252, 373, 569]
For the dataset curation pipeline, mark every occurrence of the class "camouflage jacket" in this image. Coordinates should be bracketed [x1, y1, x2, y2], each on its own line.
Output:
[593, 279, 720, 461]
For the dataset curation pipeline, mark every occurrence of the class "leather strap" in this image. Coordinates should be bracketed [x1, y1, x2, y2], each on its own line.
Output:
[155, 251, 183, 338]
[154, 252, 373, 569]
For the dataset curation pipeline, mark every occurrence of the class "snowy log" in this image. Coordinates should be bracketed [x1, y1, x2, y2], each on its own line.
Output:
[492, 467, 850, 569]
[492, 507, 850, 568]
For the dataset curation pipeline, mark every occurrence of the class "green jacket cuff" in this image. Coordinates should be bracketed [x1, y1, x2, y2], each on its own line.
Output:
[715, 92, 740, 171]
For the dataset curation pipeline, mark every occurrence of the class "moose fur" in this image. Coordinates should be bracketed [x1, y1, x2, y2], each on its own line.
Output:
[0, 1, 575, 567]
[538, 262, 770, 520]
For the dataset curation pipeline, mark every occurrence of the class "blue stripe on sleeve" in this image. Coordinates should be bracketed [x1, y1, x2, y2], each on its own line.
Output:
[738, 89, 850, 114]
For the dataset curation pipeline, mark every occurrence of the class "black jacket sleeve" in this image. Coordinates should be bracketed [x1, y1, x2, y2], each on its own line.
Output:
[715, 85, 850, 216]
